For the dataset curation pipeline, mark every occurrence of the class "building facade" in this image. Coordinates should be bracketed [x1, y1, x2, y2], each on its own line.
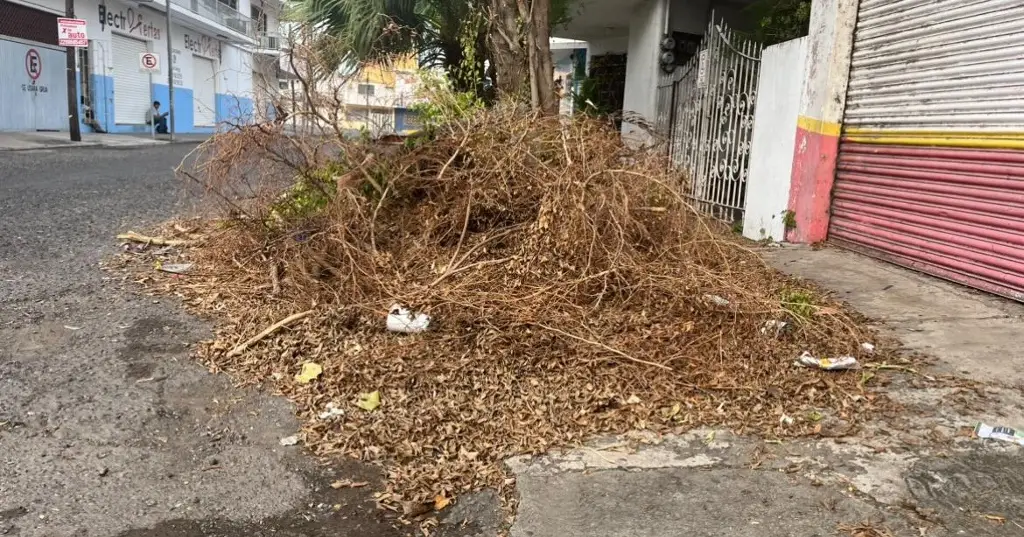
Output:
[0, 0, 279, 133]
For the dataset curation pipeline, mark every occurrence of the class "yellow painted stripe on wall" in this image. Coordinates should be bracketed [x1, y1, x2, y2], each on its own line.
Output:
[842, 128, 1024, 150]
[797, 116, 842, 137]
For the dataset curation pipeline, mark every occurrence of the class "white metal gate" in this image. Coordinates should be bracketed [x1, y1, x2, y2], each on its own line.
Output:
[112, 34, 150, 124]
[193, 55, 217, 127]
[658, 18, 763, 223]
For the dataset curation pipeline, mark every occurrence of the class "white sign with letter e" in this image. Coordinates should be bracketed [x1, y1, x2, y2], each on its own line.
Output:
[57, 18, 88, 47]
[139, 52, 160, 74]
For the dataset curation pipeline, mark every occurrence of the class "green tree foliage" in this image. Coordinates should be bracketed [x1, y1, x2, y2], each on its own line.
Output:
[295, 0, 572, 99]
[746, 0, 811, 45]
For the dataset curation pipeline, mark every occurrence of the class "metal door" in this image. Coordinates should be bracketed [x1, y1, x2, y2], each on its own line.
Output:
[657, 17, 763, 223]
[112, 34, 151, 124]
[830, 0, 1024, 301]
[192, 55, 217, 127]
[0, 39, 68, 131]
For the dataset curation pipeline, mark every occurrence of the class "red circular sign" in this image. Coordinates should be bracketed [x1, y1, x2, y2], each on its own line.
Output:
[142, 53, 157, 69]
[25, 49, 41, 80]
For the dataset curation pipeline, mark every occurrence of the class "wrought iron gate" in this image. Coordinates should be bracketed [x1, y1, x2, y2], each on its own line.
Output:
[657, 18, 763, 223]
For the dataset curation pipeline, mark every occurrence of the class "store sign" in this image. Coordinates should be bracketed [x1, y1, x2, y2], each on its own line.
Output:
[171, 48, 183, 86]
[57, 18, 88, 47]
[183, 33, 220, 60]
[98, 3, 162, 40]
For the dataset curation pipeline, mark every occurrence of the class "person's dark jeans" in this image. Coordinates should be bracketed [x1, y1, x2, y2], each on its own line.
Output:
[155, 116, 168, 134]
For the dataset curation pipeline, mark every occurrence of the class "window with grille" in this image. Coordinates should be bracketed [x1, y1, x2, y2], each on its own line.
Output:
[357, 84, 375, 96]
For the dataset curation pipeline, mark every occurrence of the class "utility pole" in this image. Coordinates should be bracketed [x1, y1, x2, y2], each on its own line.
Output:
[165, 1, 175, 141]
[64, 0, 82, 142]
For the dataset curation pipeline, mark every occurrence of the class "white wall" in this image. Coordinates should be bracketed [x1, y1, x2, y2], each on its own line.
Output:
[589, 36, 628, 57]
[742, 37, 808, 243]
[621, 0, 667, 142]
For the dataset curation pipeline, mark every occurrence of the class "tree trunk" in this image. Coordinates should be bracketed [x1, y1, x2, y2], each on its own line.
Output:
[487, 0, 528, 100]
[530, 0, 557, 114]
[516, 0, 556, 114]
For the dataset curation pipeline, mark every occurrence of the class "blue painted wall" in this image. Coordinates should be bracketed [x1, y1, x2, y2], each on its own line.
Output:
[82, 75, 256, 134]
[216, 94, 254, 128]
[87, 74, 114, 133]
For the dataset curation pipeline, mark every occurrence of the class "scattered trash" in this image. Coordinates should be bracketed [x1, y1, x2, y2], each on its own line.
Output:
[761, 320, 788, 337]
[975, 423, 1024, 447]
[294, 362, 323, 384]
[386, 304, 431, 334]
[279, 435, 300, 446]
[122, 242, 148, 254]
[330, 479, 369, 489]
[796, 351, 860, 371]
[703, 294, 730, 307]
[63, 325, 82, 331]
[780, 414, 795, 426]
[625, 395, 641, 405]
[318, 402, 345, 420]
[860, 342, 876, 354]
[356, 391, 382, 411]
[157, 263, 194, 275]
[152, 246, 175, 256]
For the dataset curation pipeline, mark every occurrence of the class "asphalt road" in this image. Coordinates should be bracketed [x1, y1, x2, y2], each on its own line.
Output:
[0, 145, 494, 537]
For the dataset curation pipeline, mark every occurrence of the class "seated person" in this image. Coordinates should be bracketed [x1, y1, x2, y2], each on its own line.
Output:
[146, 101, 169, 134]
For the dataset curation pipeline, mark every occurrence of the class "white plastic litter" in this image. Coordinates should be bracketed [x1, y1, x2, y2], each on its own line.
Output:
[279, 435, 300, 446]
[860, 342, 876, 354]
[796, 351, 860, 371]
[703, 294, 730, 307]
[386, 304, 432, 334]
[975, 423, 1024, 447]
[158, 263, 193, 274]
[318, 402, 345, 420]
[761, 320, 788, 336]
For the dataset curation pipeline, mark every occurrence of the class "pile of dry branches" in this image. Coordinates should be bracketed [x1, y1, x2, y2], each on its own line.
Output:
[124, 106, 892, 508]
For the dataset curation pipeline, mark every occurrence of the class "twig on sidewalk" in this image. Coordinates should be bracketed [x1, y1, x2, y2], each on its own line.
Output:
[226, 310, 313, 358]
[117, 231, 191, 247]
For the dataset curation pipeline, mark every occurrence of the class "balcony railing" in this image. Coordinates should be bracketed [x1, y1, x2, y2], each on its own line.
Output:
[170, 0, 251, 35]
[258, 34, 280, 50]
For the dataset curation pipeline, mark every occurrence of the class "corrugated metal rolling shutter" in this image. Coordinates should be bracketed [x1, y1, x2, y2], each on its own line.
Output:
[112, 34, 151, 124]
[193, 56, 217, 127]
[830, 0, 1024, 301]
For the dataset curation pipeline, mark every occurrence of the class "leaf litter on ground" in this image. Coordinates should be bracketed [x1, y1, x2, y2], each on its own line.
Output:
[108, 106, 909, 511]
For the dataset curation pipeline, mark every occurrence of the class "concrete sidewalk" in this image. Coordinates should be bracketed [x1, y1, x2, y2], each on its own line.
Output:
[506, 245, 1024, 537]
[0, 131, 210, 151]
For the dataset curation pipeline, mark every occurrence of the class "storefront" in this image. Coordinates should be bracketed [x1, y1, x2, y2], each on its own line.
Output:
[2, 0, 257, 134]
[829, 0, 1024, 301]
[36, 0, 253, 133]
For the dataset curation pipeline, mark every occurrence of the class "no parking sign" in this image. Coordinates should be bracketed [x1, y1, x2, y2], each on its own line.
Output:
[139, 52, 160, 74]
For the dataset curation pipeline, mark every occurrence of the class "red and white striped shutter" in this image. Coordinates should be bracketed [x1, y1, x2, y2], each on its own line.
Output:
[830, 0, 1024, 301]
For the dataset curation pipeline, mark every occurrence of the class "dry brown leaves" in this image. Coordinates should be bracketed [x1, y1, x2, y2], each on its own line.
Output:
[115, 106, 901, 508]
[838, 523, 897, 537]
